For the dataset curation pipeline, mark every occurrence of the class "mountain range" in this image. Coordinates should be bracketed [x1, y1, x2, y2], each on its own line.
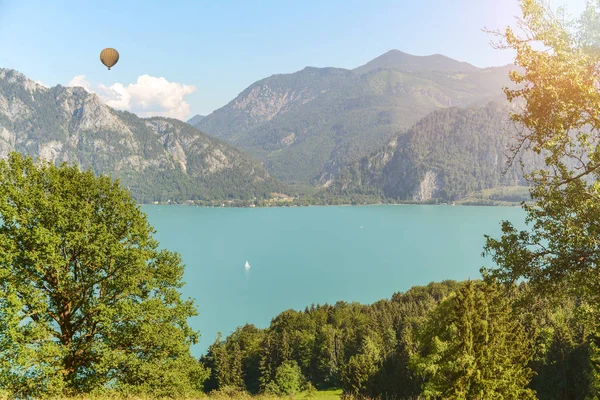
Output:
[0, 50, 536, 204]
[192, 50, 516, 185]
[0, 68, 283, 202]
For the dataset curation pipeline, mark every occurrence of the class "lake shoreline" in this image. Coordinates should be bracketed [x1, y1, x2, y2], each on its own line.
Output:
[139, 201, 528, 208]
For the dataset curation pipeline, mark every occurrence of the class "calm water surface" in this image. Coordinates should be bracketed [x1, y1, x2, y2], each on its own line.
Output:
[142, 205, 526, 356]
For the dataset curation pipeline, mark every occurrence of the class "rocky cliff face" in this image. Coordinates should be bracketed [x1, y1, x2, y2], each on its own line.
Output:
[0, 68, 283, 201]
[416, 171, 440, 201]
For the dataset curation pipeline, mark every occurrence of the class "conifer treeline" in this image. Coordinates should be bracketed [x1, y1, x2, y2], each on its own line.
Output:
[200, 280, 599, 399]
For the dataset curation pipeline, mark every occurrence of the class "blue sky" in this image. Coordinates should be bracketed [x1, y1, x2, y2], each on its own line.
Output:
[0, 0, 587, 119]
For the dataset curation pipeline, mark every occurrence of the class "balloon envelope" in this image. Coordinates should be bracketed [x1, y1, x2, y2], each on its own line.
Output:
[100, 48, 119, 70]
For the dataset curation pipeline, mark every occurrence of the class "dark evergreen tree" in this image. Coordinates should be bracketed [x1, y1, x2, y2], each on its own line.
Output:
[411, 281, 535, 399]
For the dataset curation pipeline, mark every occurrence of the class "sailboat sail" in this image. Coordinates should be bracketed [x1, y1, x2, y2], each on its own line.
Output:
[245, 261, 251, 269]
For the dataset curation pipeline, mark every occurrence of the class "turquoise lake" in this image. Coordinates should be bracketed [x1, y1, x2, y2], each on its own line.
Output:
[142, 205, 527, 356]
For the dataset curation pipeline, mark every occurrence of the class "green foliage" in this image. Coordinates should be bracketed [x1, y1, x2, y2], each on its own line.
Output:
[523, 294, 600, 399]
[411, 281, 535, 399]
[263, 380, 283, 396]
[482, 5, 600, 394]
[273, 360, 305, 396]
[480, 3, 600, 396]
[305, 381, 317, 399]
[207, 385, 252, 399]
[0, 153, 206, 397]
[483, 0, 600, 301]
[200, 281, 461, 399]
[340, 336, 382, 396]
[201, 277, 600, 399]
[202, 325, 266, 394]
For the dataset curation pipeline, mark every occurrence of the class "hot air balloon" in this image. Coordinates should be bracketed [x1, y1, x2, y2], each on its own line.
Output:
[100, 48, 119, 70]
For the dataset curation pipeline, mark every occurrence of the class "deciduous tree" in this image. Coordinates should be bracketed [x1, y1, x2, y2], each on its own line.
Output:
[484, 0, 600, 309]
[0, 153, 206, 397]
[482, 2, 600, 391]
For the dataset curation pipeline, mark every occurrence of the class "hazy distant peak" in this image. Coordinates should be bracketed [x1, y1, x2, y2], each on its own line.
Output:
[187, 114, 205, 126]
[354, 49, 479, 75]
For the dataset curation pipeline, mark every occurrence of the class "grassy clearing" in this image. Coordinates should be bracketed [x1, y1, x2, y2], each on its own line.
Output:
[457, 185, 531, 206]
[296, 388, 343, 400]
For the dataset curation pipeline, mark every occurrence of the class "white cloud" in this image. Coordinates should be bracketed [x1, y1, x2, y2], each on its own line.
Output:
[68, 75, 94, 93]
[67, 75, 196, 120]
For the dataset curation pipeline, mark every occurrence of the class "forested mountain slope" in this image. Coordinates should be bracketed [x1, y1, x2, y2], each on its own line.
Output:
[326, 102, 545, 202]
[194, 50, 515, 184]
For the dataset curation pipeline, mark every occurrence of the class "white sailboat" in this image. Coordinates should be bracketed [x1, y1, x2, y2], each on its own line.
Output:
[245, 260, 251, 269]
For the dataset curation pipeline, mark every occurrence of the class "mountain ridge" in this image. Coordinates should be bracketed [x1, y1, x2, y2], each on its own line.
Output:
[193, 49, 516, 185]
[0, 68, 284, 202]
[353, 49, 481, 75]
[1, 54, 530, 204]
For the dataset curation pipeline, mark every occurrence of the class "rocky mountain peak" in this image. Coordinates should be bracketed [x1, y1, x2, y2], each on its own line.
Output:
[0, 68, 48, 93]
